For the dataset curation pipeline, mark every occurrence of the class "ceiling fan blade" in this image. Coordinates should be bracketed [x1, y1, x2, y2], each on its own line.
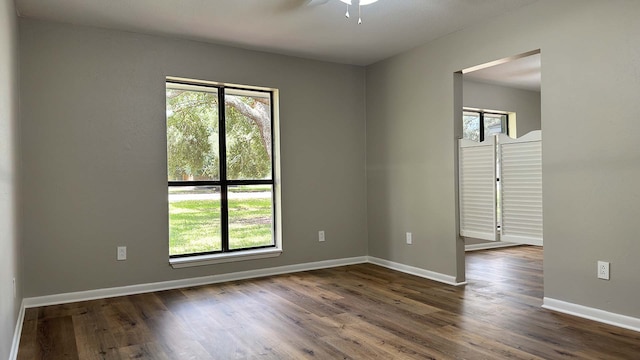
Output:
[278, 0, 330, 11]
[306, 0, 331, 5]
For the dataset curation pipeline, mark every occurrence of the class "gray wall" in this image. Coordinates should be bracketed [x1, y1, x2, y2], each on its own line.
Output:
[20, 19, 368, 297]
[463, 79, 541, 138]
[366, 0, 640, 317]
[0, 0, 20, 357]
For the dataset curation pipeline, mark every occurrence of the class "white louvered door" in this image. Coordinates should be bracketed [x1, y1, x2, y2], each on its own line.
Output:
[459, 131, 542, 245]
[459, 137, 497, 241]
[498, 131, 543, 245]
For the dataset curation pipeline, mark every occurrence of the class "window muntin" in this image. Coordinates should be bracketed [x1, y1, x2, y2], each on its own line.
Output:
[166, 81, 276, 258]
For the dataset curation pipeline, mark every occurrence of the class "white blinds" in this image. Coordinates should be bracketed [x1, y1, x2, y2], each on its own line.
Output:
[459, 136, 497, 241]
[458, 131, 543, 245]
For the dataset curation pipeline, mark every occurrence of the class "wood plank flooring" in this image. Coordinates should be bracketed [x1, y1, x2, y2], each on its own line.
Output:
[18, 246, 640, 359]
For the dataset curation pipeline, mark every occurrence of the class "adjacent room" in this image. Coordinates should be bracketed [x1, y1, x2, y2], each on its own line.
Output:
[2, 0, 639, 359]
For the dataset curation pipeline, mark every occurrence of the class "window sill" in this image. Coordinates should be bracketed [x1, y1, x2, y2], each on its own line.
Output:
[169, 248, 282, 269]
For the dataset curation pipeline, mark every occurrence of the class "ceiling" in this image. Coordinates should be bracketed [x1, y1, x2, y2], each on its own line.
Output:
[16, 0, 539, 66]
[464, 53, 541, 92]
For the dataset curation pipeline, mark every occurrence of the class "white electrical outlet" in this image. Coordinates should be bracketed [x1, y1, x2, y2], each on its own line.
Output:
[597, 261, 609, 280]
[117, 246, 127, 261]
[406, 232, 412, 245]
[318, 230, 325, 242]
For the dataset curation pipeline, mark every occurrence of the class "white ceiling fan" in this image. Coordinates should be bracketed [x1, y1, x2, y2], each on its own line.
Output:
[338, 0, 379, 24]
[302, 0, 379, 5]
[297, 0, 379, 24]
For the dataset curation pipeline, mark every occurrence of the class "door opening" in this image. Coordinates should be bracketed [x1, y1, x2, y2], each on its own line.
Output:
[454, 50, 543, 286]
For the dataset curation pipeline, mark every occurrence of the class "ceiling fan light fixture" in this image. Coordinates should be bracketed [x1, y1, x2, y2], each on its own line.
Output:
[339, 0, 378, 4]
[339, 0, 378, 24]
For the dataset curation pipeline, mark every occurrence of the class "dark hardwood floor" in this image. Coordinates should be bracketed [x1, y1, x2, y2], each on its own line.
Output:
[18, 246, 640, 359]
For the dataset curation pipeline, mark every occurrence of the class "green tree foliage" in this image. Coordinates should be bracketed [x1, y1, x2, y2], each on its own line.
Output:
[463, 113, 480, 142]
[225, 96, 271, 180]
[166, 89, 271, 181]
[166, 89, 219, 180]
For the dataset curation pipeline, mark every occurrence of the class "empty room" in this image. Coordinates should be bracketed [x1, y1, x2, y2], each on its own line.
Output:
[2, 0, 640, 359]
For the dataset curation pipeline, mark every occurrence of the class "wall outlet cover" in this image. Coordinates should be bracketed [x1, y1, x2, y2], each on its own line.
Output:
[117, 246, 127, 261]
[597, 261, 609, 280]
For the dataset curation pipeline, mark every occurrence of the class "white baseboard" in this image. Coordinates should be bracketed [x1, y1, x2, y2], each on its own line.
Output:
[367, 256, 466, 286]
[500, 235, 543, 246]
[23, 256, 368, 308]
[14, 254, 466, 358]
[12, 260, 640, 360]
[543, 297, 640, 333]
[465, 241, 518, 252]
[21, 255, 468, 308]
[9, 300, 25, 360]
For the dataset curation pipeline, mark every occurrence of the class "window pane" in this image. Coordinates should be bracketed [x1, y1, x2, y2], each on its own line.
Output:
[463, 111, 480, 141]
[225, 91, 272, 181]
[169, 186, 222, 255]
[228, 185, 274, 250]
[484, 114, 507, 138]
[166, 86, 219, 181]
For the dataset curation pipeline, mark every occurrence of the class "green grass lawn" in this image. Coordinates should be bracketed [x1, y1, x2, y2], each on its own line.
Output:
[169, 197, 273, 255]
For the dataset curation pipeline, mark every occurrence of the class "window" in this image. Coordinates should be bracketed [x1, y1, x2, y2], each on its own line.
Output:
[166, 79, 279, 263]
[463, 110, 509, 142]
